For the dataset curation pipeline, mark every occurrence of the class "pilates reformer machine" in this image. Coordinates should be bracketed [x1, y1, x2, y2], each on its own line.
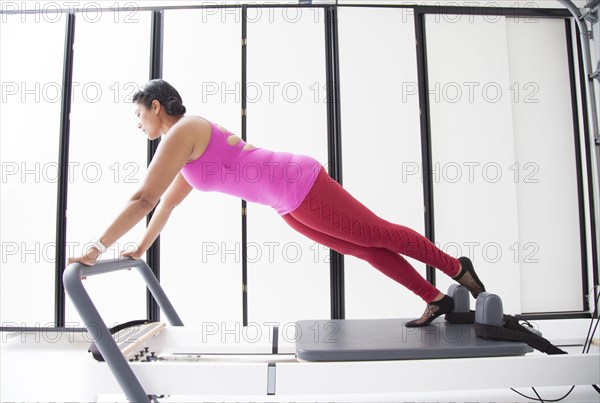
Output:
[63, 258, 599, 402]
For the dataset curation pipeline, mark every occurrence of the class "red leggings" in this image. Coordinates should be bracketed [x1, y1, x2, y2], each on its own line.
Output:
[282, 166, 460, 304]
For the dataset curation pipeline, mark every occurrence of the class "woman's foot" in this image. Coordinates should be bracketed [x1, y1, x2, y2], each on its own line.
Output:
[405, 294, 454, 327]
[452, 256, 486, 299]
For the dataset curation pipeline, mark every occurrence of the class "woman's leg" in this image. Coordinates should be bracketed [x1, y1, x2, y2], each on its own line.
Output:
[281, 213, 443, 303]
[289, 166, 461, 289]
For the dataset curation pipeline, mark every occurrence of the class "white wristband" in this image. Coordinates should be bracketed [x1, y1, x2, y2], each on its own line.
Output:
[89, 237, 107, 253]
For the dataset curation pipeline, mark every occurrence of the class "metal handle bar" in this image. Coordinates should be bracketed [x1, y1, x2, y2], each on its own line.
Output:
[63, 257, 183, 402]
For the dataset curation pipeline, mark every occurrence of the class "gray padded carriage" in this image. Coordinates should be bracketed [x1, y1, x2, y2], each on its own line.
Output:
[295, 318, 533, 361]
[295, 288, 532, 362]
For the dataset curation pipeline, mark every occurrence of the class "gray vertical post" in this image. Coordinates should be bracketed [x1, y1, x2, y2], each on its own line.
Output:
[55, 12, 76, 328]
[559, 0, 600, 314]
[241, 4, 249, 327]
[324, 5, 345, 320]
[146, 9, 164, 323]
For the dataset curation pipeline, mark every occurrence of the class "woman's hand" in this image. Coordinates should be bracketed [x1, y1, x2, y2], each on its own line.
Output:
[120, 247, 143, 260]
[67, 247, 102, 267]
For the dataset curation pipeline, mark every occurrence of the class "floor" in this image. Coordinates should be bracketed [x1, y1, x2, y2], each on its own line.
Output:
[95, 386, 600, 402]
[1, 320, 598, 402]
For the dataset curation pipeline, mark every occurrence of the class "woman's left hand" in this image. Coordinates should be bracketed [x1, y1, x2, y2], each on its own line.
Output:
[120, 248, 143, 260]
[67, 247, 101, 267]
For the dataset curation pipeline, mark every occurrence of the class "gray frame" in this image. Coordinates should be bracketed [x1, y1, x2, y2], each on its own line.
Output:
[63, 258, 184, 402]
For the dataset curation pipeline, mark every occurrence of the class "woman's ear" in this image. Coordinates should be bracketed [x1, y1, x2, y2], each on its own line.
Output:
[152, 99, 161, 114]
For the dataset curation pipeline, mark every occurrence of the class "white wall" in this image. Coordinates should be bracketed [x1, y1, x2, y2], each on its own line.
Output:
[0, 1, 596, 329]
[160, 8, 245, 328]
[337, 7, 425, 319]
[426, 13, 588, 315]
[244, 7, 331, 325]
[0, 13, 66, 327]
[64, 10, 153, 327]
[426, 14, 523, 314]
[506, 18, 584, 313]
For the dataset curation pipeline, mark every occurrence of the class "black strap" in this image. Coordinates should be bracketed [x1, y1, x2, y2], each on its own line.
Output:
[504, 317, 568, 355]
[445, 310, 476, 324]
[446, 311, 567, 355]
[474, 318, 568, 355]
[88, 319, 155, 362]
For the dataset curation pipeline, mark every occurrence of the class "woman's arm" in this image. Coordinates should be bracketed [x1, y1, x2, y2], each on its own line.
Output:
[68, 120, 196, 266]
[125, 172, 193, 258]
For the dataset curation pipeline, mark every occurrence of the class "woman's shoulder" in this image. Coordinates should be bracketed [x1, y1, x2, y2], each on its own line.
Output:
[169, 115, 212, 136]
[164, 116, 211, 149]
[177, 115, 211, 127]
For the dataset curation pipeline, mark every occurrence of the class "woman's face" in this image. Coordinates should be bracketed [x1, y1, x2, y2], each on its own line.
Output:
[135, 100, 161, 140]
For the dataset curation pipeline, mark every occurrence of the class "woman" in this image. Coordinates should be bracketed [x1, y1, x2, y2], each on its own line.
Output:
[67, 79, 486, 327]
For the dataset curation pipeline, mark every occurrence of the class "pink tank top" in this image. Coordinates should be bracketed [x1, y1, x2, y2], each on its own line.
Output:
[180, 121, 321, 216]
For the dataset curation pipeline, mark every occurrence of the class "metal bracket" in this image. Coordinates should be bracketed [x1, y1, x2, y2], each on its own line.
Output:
[583, 11, 598, 23]
[583, 0, 599, 24]
[586, 30, 595, 40]
[267, 363, 277, 395]
[585, 0, 600, 9]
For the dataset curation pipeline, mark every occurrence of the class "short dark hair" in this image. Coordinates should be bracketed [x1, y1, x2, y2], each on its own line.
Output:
[132, 79, 186, 116]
